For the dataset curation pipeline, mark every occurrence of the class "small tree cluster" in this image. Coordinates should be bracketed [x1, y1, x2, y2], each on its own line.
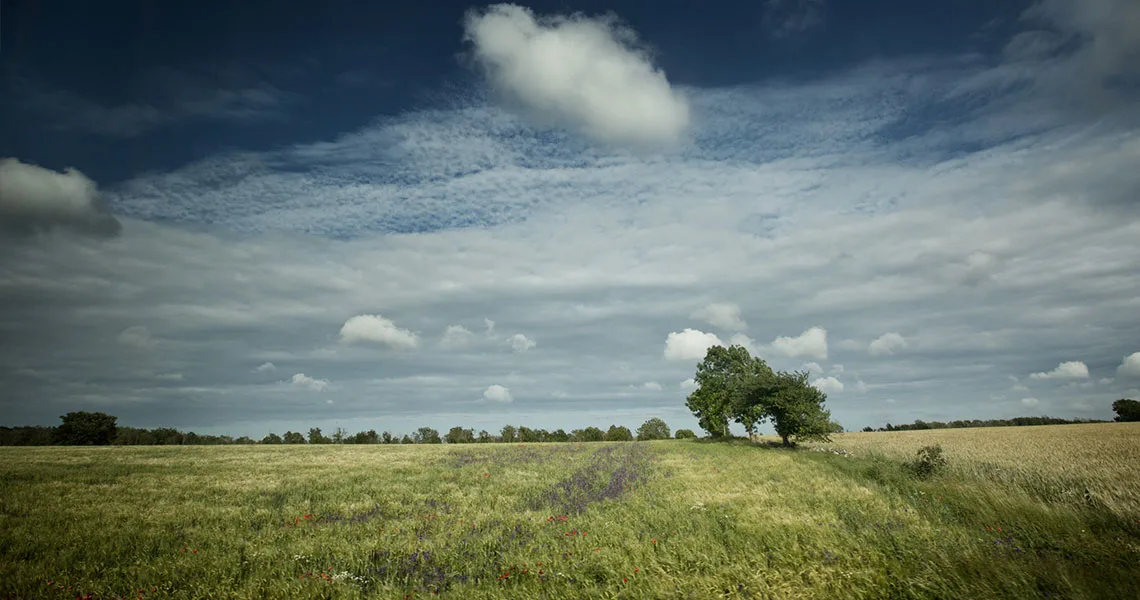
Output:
[685, 345, 835, 446]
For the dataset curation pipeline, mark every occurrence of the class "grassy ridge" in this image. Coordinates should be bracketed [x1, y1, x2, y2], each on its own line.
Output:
[2, 425, 1138, 599]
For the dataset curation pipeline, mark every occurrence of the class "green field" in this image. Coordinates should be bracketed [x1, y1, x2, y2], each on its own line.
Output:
[3, 424, 1139, 599]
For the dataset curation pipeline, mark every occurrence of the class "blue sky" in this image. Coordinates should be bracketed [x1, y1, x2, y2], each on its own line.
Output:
[1, 0, 1138, 438]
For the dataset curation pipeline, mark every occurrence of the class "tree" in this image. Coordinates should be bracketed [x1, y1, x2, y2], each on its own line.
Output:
[55, 411, 117, 445]
[1112, 398, 1140, 422]
[332, 427, 347, 443]
[604, 424, 633, 442]
[477, 429, 492, 443]
[282, 431, 306, 444]
[400, 434, 413, 444]
[758, 370, 834, 446]
[674, 428, 696, 439]
[549, 428, 570, 442]
[445, 426, 475, 444]
[500, 425, 518, 443]
[308, 428, 329, 444]
[261, 432, 284, 444]
[636, 418, 670, 441]
[573, 426, 605, 442]
[414, 427, 442, 444]
[686, 345, 774, 437]
[382, 431, 393, 444]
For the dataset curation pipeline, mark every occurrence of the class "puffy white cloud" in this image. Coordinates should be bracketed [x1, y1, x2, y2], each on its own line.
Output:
[869, 332, 908, 357]
[641, 381, 663, 391]
[691, 302, 748, 331]
[254, 362, 277, 373]
[1117, 352, 1140, 378]
[482, 384, 513, 403]
[801, 362, 824, 374]
[663, 328, 724, 361]
[439, 325, 475, 349]
[339, 314, 419, 349]
[1021, 397, 1040, 407]
[1029, 361, 1090, 380]
[771, 327, 828, 360]
[0, 158, 120, 236]
[509, 333, 536, 353]
[679, 378, 698, 391]
[811, 376, 844, 394]
[462, 3, 689, 149]
[290, 373, 329, 392]
[117, 326, 152, 349]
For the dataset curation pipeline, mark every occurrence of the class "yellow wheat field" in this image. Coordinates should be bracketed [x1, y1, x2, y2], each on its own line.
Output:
[812, 422, 1140, 522]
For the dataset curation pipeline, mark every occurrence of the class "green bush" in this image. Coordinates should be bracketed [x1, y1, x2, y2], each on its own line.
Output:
[908, 444, 947, 479]
[674, 429, 697, 439]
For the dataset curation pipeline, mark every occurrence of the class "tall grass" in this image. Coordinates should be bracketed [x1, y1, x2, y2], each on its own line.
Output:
[1, 429, 1137, 599]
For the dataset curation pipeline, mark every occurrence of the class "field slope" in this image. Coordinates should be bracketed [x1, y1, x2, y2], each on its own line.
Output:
[2, 424, 1138, 599]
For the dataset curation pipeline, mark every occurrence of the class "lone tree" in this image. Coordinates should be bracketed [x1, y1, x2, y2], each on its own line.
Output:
[685, 345, 835, 446]
[674, 428, 697, 439]
[1113, 398, 1140, 422]
[55, 411, 117, 445]
[636, 417, 671, 441]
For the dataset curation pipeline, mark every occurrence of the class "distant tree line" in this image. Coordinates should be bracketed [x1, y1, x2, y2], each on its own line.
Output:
[0, 412, 688, 446]
[861, 415, 1110, 432]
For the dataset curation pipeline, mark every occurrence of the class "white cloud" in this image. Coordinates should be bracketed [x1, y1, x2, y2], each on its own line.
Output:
[484, 318, 496, 337]
[339, 314, 419, 349]
[811, 376, 844, 394]
[854, 379, 869, 394]
[439, 325, 475, 349]
[679, 378, 698, 391]
[290, 373, 329, 392]
[691, 302, 748, 331]
[771, 327, 828, 360]
[1029, 360, 1090, 380]
[663, 329, 724, 362]
[869, 332, 908, 357]
[0, 158, 120, 235]
[801, 362, 824, 374]
[509, 333, 536, 353]
[254, 361, 277, 373]
[1021, 397, 1040, 407]
[1117, 352, 1140, 378]
[641, 381, 663, 391]
[117, 326, 153, 349]
[482, 384, 513, 403]
[462, 3, 689, 149]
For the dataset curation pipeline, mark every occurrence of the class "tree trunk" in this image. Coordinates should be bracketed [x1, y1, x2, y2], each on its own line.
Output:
[780, 434, 791, 447]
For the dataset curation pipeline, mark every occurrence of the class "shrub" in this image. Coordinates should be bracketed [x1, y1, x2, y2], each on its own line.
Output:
[674, 429, 697, 439]
[908, 444, 947, 479]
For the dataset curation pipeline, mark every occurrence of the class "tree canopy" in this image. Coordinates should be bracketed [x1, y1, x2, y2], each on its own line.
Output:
[684, 345, 834, 445]
[1113, 398, 1140, 422]
[636, 417, 670, 441]
[55, 411, 117, 445]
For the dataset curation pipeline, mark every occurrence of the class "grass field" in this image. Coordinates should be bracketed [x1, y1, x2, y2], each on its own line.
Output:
[2, 424, 1138, 599]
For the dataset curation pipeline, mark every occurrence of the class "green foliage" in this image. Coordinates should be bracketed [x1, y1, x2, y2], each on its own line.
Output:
[685, 345, 833, 445]
[500, 425, 518, 443]
[572, 426, 605, 442]
[260, 433, 283, 444]
[908, 444, 948, 479]
[282, 431, 306, 444]
[307, 427, 329, 444]
[54, 411, 117, 446]
[1113, 398, 1140, 422]
[446, 426, 475, 444]
[635, 418, 670, 441]
[674, 428, 697, 439]
[604, 424, 633, 441]
[414, 427, 442, 444]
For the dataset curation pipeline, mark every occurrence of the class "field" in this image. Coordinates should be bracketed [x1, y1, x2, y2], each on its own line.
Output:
[2, 424, 1139, 600]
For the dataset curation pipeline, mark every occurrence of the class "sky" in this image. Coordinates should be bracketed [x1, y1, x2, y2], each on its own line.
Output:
[1, 0, 1139, 438]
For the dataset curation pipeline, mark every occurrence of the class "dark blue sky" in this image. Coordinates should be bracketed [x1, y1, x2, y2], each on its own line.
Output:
[2, 0, 1030, 184]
